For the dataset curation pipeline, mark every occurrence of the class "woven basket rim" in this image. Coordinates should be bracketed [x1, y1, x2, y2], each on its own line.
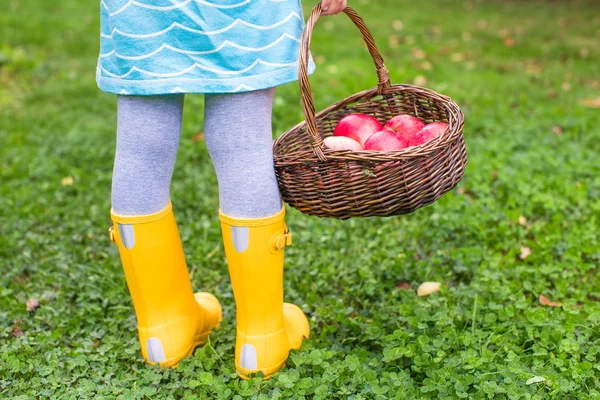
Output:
[274, 84, 465, 164]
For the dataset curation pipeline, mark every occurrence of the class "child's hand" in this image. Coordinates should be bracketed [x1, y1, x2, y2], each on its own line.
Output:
[321, 0, 347, 15]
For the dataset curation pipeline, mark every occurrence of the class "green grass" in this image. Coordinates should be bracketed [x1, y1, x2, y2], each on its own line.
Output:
[2, 0, 600, 398]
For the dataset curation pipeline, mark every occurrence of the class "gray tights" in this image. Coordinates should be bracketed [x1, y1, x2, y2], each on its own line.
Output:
[111, 89, 282, 218]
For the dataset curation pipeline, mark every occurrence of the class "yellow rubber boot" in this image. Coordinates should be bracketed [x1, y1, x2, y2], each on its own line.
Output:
[220, 207, 310, 379]
[109, 202, 222, 367]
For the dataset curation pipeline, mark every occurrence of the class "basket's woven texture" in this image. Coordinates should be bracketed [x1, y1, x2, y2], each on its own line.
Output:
[273, 6, 467, 220]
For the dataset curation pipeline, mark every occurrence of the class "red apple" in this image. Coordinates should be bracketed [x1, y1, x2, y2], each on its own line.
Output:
[364, 130, 409, 151]
[409, 122, 449, 146]
[333, 114, 383, 146]
[384, 114, 425, 143]
[323, 136, 363, 151]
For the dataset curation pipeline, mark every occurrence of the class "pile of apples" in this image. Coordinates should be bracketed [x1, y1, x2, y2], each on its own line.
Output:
[323, 113, 448, 152]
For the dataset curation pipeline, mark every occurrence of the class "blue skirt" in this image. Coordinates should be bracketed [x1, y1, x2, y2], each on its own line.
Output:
[97, 0, 315, 95]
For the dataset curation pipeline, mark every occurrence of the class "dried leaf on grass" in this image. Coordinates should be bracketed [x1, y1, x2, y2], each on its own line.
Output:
[552, 125, 563, 135]
[192, 132, 204, 142]
[61, 176, 73, 186]
[411, 48, 425, 60]
[10, 326, 24, 337]
[539, 294, 562, 307]
[451, 53, 465, 62]
[420, 61, 432, 71]
[26, 298, 40, 312]
[520, 247, 532, 260]
[503, 36, 514, 47]
[413, 75, 427, 86]
[579, 98, 600, 108]
[396, 281, 411, 290]
[417, 282, 441, 296]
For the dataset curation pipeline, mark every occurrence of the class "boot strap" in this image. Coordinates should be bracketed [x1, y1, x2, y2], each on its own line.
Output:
[271, 225, 293, 252]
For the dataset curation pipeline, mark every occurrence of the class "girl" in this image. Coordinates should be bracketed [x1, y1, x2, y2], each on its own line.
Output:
[98, 0, 346, 378]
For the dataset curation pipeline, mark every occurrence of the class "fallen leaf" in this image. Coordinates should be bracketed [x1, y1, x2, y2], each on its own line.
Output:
[314, 55, 326, 64]
[417, 282, 441, 296]
[26, 298, 40, 312]
[561, 82, 571, 91]
[547, 89, 557, 98]
[539, 294, 562, 307]
[10, 326, 24, 337]
[451, 53, 465, 62]
[396, 281, 411, 290]
[462, 32, 472, 42]
[192, 132, 204, 142]
[388, 35, 400, 48]
[392, 20, 403, 31]
[525, 63, 542, 76]
[503, 36, 514, 47]
[438, 47, 450, 56]
[520, 247, 532, 260]
[61, 176, 73, 186]
[413, 75, 427, 86]
[518, 215, 527, 226]
[420, 61, 432, 71]
[457, 187, 466, 194]
[430, 26, 442, 35]
[552, 125, 563, 135]
[411, 48, 425, 60]
[526, 376, 546, 385]
[579, 98, 600, 108]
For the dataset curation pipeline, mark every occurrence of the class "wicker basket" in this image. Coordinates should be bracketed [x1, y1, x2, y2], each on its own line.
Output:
[273, 5, 467, 220]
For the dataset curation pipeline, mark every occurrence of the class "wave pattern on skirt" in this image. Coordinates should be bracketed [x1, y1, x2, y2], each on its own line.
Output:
[97, 0, 315, 94]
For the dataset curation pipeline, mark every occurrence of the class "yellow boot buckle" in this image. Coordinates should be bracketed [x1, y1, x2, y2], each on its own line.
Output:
[271, 227, 293, 252]
[108, 226, 116, 243]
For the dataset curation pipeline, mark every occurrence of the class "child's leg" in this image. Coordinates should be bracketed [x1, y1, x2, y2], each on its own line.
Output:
[204, 89, 309, 379]
[203, 88, 282, 218]
[110, 95, 221, 367]
[112, 95, 183, 216]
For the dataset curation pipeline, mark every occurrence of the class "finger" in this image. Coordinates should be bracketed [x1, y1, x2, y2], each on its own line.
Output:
[326, 0, 346, 15]
[321, 0, 330, 13]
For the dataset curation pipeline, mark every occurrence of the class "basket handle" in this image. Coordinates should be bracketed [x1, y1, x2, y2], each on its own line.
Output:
[299, 4, 392, 161]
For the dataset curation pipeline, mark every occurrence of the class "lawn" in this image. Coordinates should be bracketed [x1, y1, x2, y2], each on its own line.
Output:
[1, 0, 600, 398]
